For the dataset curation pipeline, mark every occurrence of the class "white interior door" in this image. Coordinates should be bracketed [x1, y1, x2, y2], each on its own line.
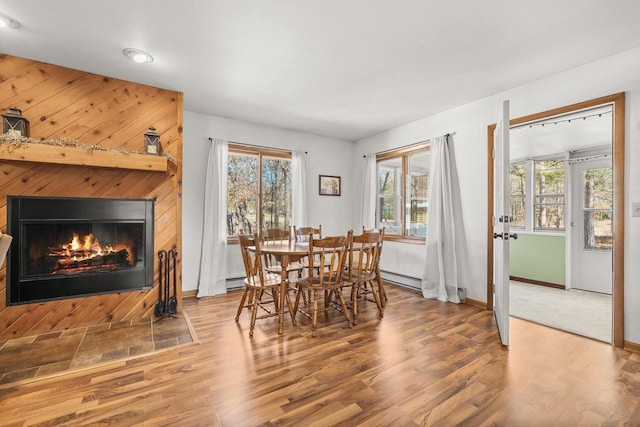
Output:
[570, 158, 613, 294]
[493, 100, 510, 346]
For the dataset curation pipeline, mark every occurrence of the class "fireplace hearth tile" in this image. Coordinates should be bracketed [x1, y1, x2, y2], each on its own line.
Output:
[34, 331, 63, 341]
[0, 334, 83, 374]
[3, 335, 38, 347]
[178, 334, 193, 345]
[60, 327, 88, 337]
[0, 313, 197, 388]
[86, 324, 110, 333]
[35, 360, 73, 377]
[69, 353, 104, 369]
[1, 367, 39, 384]
[109, 320, 136, 330]
[101, 348, 130, 363]
[129, 342, 155, 356]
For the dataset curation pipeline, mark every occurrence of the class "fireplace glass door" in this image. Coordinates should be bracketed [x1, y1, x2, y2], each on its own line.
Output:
[7, 196, 154, 305]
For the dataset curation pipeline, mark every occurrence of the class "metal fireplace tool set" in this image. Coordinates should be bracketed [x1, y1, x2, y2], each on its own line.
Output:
[154, 249, 178, 320]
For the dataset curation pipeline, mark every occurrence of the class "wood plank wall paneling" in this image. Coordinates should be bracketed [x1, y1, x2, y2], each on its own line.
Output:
[0, 53, 183, 340]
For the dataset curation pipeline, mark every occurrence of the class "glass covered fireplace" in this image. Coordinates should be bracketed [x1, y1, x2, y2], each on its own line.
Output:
[7, 196, 154, 305]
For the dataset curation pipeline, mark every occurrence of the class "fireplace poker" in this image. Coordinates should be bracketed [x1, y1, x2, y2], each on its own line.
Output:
[164, 248, 170, 316]
[154, 250, 167, 317]
[168, 249, 178, 314]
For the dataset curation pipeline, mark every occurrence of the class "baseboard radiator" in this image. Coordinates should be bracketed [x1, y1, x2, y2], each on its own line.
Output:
[380, 270, 467, 302]
[223, 273, 469, 302]
[380, 271, 421, 290]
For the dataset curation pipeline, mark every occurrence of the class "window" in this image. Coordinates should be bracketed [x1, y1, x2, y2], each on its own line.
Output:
[534, 160, 565, 230]
[582, 167, 612, 250]
[227, 144, 291, 238]
[509, 162, 526, 228]
[377, 143, 429, 240]
[509, 158, 566, 232]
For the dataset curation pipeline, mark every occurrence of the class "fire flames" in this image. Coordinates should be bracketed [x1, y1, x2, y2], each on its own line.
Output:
[49, 232, 134, 273]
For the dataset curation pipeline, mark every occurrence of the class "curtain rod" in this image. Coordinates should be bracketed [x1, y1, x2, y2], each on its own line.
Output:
[363, 132, 456, 157]
[208, 137, 307, 154]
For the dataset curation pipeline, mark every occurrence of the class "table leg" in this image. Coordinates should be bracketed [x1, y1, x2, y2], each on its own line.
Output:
[278, 255, 289, 334]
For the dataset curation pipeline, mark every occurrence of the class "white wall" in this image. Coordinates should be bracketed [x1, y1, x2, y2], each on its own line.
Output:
[353, 46, 640, 343]
[182, 112, 354, 290]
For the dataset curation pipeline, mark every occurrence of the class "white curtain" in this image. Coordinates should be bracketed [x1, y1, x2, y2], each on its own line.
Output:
[422, 134, 468, 303]
[360, 154, 377, 229]
[197, 138, 228, 297]
[291, 151, 307, 227]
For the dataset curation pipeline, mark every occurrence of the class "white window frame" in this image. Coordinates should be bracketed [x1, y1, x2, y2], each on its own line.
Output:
[510, 155, 568, 235]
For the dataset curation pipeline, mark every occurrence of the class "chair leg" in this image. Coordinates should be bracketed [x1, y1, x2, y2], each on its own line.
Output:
[249, 289, 259, 338]
[235, 288, 249, 321]
[285, 287, 297, 326]
[312, 290, 319, 338]
[376, 270, 387, 305]
[293, 285, 302, 318]
[368, 279, 384, 318]
[336, 289, 353, 329]
[351, 284, 359, 325]
[271, 288, 279, 312]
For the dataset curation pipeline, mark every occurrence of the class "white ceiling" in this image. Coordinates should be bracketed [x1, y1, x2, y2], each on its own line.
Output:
[510, 105, 613, 160]
[1, 1, 640, 141]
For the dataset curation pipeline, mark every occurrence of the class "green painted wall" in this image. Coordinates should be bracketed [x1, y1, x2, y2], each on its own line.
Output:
[509, 234, 565, 285]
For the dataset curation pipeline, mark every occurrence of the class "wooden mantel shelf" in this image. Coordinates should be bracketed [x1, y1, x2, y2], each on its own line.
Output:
[0, 142, 168, 172]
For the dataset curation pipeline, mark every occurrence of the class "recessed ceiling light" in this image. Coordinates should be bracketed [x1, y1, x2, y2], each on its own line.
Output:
[122, 48, 154, 64]
[0, 12, 20, 28]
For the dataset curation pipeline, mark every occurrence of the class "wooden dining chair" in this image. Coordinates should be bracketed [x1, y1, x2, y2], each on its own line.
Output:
[293, 225, 322, 242]
[262, 227, 297, 273]
[361, 227, 387, 305]
[292, 224, 324, 277]
[343, 229, 385, 324]
[236, 233, 296, 337]
[261, 227, 307, 302]
[293, 232, 352, 337]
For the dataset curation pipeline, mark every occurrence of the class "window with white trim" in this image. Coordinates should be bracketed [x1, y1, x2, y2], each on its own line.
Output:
[509, 158, 566, 232]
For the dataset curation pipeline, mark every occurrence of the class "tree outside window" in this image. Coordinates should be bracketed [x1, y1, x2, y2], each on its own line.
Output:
[509, 162, 526, 228]
[583, 167, 612, 250]
[227, 145, 291, 238]
[534, 160, 565, 230]
[509, 158, 566, 232]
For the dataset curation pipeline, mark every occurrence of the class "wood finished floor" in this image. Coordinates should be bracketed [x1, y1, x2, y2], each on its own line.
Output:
[0, 285, 639, 426]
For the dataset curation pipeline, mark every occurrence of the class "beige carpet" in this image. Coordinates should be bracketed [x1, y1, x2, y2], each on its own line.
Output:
[509, 281, 612, 343]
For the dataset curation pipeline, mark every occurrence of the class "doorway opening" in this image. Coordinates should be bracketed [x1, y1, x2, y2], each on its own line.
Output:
[486, 93, 625, 347]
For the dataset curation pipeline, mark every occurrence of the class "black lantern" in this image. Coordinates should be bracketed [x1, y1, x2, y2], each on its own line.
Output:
[2, 107, 30, 137]
[144, 126, 160, 155]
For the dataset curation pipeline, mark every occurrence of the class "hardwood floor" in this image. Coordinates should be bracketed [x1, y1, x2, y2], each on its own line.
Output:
[0, 285, 639, 426]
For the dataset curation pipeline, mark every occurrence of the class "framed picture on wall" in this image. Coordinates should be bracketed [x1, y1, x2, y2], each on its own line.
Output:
[319, 175, 341, 196]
